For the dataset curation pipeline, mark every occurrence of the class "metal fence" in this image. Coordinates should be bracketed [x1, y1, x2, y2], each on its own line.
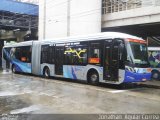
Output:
[102, 0, 160, 14]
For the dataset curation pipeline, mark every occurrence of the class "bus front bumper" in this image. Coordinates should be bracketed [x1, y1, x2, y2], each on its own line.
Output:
[123, 70, 151, 83]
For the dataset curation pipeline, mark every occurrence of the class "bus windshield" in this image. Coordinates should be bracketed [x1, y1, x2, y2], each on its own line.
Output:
[127, 41, 149, 66]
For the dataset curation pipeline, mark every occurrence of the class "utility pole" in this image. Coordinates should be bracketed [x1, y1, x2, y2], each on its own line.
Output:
[43, 0, 46, 39]
[67, 0, 70, 36]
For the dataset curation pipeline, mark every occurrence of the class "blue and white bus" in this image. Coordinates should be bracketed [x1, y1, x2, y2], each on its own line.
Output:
[2, 32, 151, 84]
[148, 47, 160, 80]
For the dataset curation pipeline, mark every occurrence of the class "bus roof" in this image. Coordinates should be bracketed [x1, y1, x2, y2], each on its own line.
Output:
[148, 47, 160, 51]
[3, 32, 144, 48]
[42, 32, 143, 43]
[3, 41, 33, 48]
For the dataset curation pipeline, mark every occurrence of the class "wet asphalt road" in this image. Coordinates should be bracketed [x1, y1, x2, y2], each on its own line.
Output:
[0, 71, 160, 114]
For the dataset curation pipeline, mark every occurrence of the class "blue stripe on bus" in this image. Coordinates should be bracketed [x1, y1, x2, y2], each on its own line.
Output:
[63, 66, 77, 79]
[124, 70, 151, 83]
[10, 58, 31, 73]
[13, 61, 31, 73]
[71, 67, 77, 79]
[3, 49, 31, 73]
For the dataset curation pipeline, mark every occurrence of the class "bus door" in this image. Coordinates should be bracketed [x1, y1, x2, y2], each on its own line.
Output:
[55, 46, 64, 75]
[104, 39, 120, 81]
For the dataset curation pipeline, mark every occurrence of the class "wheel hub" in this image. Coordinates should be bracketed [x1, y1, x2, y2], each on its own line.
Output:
[91, 74, 98, 82]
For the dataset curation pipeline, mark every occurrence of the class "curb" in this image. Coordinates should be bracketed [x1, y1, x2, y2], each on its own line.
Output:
[138, 80, 160, 89]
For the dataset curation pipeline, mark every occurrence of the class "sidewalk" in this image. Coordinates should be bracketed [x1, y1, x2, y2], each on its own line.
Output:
[0, 69, 12, 74]
[139, 79, 160, 88]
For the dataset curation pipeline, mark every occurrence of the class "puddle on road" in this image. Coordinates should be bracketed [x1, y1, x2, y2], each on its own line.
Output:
[0, 95, 31, 114]
[0, 90, 59, 114]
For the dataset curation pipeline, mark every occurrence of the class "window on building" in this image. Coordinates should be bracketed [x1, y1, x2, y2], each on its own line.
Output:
[102, 0, 142, 14]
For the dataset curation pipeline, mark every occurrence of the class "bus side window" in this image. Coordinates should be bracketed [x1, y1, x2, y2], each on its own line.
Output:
[92, 50, 99, 58]
[89, 42, 101, 64]
[41, 45, 49, 64]
[49, 46, 55, 64]
[14, 46, 31, 63]
[15, 47, 21, 61]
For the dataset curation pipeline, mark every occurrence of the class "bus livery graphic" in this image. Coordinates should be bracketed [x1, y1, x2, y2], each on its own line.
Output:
[64, 48, 86, 58]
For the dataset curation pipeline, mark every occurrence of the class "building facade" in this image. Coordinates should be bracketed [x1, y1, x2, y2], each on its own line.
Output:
[102, 0, 160, 28]
[0, 0, 39, 68]
[39, 0, 160, 41]
[39, 0, 102, 40]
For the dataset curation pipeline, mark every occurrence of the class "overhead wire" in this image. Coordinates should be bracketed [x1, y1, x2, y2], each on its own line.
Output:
[10, 0, 101, 22]
[2, 0, 102, 29]
[8, 0, 71, 29]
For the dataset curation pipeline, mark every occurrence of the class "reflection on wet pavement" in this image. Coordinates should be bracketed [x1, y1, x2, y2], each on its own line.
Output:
[10, 105, 42, 114]
[0, 95, 30, 113]
[0, 72, 160, 114]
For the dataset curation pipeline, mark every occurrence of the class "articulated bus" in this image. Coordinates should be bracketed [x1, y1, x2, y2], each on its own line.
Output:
[2, 32, 151, 84]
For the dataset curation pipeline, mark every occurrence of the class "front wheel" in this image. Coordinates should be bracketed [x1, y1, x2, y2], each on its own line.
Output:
[88, 71, 99, 85]
[151, 71, 160, 80]
[44, 67, 50, 78]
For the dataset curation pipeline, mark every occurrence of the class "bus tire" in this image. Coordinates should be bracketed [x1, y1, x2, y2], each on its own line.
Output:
[43, 67, 50, 78]
[151, 71, 160, 80]
[88, 70, 99, 85]
[12, 64, 16, 73]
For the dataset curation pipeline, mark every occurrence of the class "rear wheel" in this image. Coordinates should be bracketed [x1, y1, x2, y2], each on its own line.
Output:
[88, 71, 99, 85]
[44, 67, 50, 78]
[12, 65, 16, 73]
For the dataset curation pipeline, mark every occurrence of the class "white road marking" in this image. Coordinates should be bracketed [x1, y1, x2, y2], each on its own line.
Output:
[108, 88, 147, 93]
[0, 91, 24, 96]
[108, 90, 128, 93]
[10, 105, 41, 114]
[39, 92, 65, 98]
[0, 91, 32, 97]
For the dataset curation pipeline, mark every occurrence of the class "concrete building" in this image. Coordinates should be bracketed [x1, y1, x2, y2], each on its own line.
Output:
[102, 0, 160, 46]
[39, 0, 102, 40]
[0, 0, 38, 68]
[39, 0, 160, 46]
[0, 0, 38, 42]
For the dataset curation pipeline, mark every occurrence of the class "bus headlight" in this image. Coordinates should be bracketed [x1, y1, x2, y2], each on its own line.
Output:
[147, 68, 152, 73]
